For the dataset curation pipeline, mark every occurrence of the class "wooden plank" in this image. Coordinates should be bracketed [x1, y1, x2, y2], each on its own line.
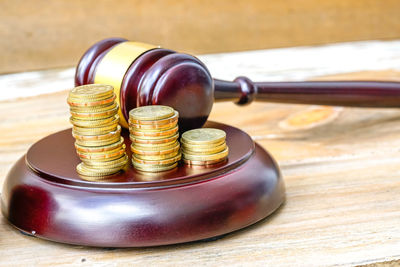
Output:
[0, 75, 400, 266]
[2, 0, 400, 73]
[1, 49, 400, 265]
[1, 73, 400, 266]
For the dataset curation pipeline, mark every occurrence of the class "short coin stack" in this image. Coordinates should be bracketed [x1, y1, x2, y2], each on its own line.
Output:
[181, 128, 229, 166]
[129, 105, 181, 172]
[68, 84, 128, 179]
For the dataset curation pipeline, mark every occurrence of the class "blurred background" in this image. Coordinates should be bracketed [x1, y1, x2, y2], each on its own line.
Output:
[1, 0, 400, 74]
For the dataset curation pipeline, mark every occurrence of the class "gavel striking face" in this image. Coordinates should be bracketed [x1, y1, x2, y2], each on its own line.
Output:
[76, 37, 400, 131]
[75, 37, 213, 131]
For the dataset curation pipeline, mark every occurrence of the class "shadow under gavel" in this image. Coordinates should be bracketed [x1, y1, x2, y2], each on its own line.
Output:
[75, 37, 400, 131]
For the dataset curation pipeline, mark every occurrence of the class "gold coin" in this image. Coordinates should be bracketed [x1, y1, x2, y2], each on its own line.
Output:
[181, 128, 226, 145]
[181, 138, 225, 149]
[76, 162, 123, 177]
[69, 102, 118, 116]
[73, 127, 119, 136]
[73, 125, 121, 141]
[68, 91, 115, 101]
[68, 92, 114, 102]
[130, 132, 179, 144]
[183, 157, 227, 166]
[80, 152, 127, 163]
[135, 150, 180, 161]
[132, 161, 178, 172]
[132, 153, 181, 165]
[71, 112, 117, 122]
[77, 174, 121, 182]
[70, 105, 118, 119]
[68, 93, 115, 104]
[70, 114, 119, 127]
[77, 175, 119, 182]
[85, 154, 129, 166]
[73, 123, 119, 135]
[77, 143, 125, 157]
[129, 120, 177, 131]
[75, 137, 124, 153]
[84, 154, 129, 168]
[68, 96, 115, 108]
[182, 142, 227, 155]
[68, 94, 116, 107]
[131, 141, 180, 155]
[80, 151, 127, 163]
[129, 105, 174, 121]
[69, 100, 116, 111]
[132, 140, 178, 151]
[69, 84, 114, 99]
[182, 147, 229, 161]
[129, 111, 179, 125]
[69, 99, 116, 109]
[77, 162, 124, 174]
[75, 136, 121, 147]
[77, 145, 126, 160]
[130, 125, 178, 138]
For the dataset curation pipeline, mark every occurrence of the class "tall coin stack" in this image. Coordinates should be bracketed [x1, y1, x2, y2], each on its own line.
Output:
[181, 128, 229, 166]
[129, 105, 181, 172]
[68, 84, 128, 179]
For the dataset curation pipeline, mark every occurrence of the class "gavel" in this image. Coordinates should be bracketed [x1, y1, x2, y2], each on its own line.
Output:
[75, 37, 400, 131]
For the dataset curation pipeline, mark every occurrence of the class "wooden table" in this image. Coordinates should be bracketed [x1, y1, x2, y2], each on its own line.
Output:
[1, 41, 400, 266]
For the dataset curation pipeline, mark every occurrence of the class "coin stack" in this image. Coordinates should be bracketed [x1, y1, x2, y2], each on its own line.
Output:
[129, 105, 181, 172]
[181, 128, 229, 166]
[68, 84, 128, 179]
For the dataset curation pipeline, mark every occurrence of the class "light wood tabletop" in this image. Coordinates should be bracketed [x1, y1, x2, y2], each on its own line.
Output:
[1, 41, 400, 266]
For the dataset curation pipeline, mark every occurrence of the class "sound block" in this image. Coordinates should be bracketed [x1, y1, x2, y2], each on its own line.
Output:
[1, 121, 285, 247]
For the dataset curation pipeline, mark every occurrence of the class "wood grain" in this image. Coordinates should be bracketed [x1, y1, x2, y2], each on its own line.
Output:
[1, 58, 400, 265]
[2, 0, 400, 73]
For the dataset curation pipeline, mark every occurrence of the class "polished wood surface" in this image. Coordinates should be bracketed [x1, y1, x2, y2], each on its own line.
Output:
[3, 123, 284, 247]
[214, 79, 400, 107]
[76, 38, 400, 131]
[1, 47, 400, 265]
[76, 38, 214, 131]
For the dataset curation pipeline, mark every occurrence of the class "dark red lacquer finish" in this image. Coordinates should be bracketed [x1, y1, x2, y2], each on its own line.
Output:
[76, 37, 400, 130]
[137, 53, 213, 131]
[1, 122, 285, 247]
[214, 78, 400, 107]
[75, 38, 214, 132]
[75, 37, 127, 86]
[120, 49, 175, 124]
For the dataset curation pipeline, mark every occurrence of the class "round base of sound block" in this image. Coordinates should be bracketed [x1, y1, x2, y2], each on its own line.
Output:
[1, 121, 285, 247]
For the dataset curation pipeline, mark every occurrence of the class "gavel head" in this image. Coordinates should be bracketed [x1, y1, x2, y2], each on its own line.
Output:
[75, 37, 214, 131]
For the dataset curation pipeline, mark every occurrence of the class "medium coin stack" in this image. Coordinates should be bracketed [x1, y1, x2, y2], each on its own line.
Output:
[129, 105, 181, 172]
[181, 128, 229, 166]
[68, 84, 128, 179]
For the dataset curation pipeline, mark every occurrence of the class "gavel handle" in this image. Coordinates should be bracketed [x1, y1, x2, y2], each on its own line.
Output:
[214, 77, 400, 107]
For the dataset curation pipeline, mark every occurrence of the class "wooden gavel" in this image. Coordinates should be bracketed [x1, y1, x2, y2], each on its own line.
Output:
[75, 37, 400, 131]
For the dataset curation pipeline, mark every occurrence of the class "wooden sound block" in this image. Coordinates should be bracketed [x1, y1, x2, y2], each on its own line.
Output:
[1, 121, 285, 247]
